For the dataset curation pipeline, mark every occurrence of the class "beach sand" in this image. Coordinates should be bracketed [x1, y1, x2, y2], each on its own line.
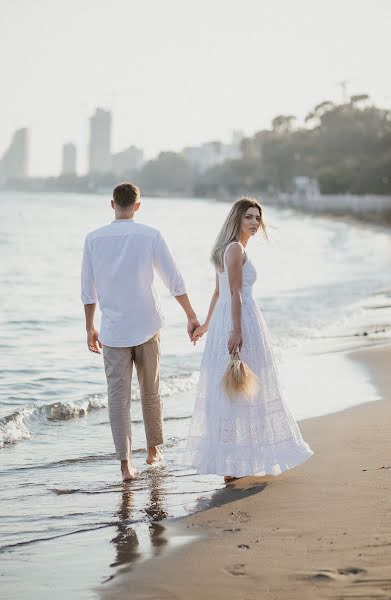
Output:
[102, 345, 391, 600]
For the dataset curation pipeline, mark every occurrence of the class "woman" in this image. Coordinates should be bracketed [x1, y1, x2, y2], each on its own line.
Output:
[183, 198, 313, 482]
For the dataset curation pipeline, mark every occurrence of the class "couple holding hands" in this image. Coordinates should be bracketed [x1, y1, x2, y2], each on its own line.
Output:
[81, 183, 312, 483]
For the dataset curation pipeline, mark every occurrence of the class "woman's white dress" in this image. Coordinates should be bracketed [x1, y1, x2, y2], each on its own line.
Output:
[183, 244, 313, 477]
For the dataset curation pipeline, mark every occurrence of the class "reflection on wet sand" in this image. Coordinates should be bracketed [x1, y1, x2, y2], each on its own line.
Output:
[110, 486, 140, 568]
[109, 470, 169, 571]
[104, 468, 270, 588]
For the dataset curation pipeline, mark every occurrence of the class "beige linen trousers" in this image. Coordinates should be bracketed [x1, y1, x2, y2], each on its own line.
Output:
[103, 333, 163, 461]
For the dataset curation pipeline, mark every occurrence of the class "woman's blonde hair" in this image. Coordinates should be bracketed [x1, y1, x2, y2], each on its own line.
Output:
[211, 197, 267, 271]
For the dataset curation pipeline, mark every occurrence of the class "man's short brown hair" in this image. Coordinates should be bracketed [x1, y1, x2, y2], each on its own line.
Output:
[113, 183, 140, 208]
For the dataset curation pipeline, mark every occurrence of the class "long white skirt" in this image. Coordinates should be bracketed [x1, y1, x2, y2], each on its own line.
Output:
[182, 297, 313, 477]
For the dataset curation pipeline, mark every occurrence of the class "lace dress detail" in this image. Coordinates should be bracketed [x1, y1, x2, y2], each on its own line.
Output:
[182, 242, 313, 477]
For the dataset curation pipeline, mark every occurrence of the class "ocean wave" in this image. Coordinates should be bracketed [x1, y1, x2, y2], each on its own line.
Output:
[0, 406, 33, 447]
[0, 371, 199, 449]
[0, 394, 107, 448]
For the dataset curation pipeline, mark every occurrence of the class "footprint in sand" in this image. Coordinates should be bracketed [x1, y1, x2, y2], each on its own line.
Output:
[229, 510, 251, 523]
[306, 568, 391, 599]
[306, 567, 367, 581]
[225, 563, 247, 576]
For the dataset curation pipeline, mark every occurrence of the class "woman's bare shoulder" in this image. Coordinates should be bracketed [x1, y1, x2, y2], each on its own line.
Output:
[225, 242, 245, 267]
[225, 241, 244, 257]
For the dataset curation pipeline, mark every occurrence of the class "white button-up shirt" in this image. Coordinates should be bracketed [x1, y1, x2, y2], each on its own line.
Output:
[81, 219, 186, 347]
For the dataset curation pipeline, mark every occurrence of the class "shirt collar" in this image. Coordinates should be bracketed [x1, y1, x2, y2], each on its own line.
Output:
[111, 218, 135, 223]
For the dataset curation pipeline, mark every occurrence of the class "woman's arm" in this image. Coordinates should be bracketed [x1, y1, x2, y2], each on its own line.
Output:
[204, 272, 220, 328]
[192, 273, 219, 343]
[226, 243, 244, 354]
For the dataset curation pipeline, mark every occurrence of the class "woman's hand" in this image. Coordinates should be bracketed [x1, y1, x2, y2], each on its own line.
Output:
[228, 330, 243, 354]
[192, 324, 208, 345]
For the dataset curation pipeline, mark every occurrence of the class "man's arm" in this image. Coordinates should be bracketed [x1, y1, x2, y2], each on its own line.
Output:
[84, 304, 102, 354]
[81, 237, 101, 353]
[174, 293, 200, 340]
[153, 232, 199, 339]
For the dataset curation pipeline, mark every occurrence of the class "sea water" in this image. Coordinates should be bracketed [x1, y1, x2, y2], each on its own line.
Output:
[0, 191, 390, 598]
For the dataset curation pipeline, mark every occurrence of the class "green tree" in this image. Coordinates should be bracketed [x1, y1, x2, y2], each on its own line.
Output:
[198, 96, 391, 196]
[136, 152, 194, 195]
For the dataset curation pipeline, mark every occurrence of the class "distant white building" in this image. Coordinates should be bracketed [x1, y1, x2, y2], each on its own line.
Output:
[183, 131, 244, 174]
[183, 141, 223, 174]
[88, 108, 112, 174]
[221, 130, 244, 161]
[62, 143, 77, 175]
[0, 128, 29, 183]
[293, 176, 320, 197]
[112, 145, 144, 176]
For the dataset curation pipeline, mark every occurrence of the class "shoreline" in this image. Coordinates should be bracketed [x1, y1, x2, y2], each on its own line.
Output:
[260, 192, 391, 224]
[102, 342, 391, 600]
[2, 188, 391, 225]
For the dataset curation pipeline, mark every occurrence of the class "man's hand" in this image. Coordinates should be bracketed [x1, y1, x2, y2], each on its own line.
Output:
[87, 328, 102, 354]
[187, 316, 200, 341]
[192, 324, 208, 345]
[174, 295, 200, 341]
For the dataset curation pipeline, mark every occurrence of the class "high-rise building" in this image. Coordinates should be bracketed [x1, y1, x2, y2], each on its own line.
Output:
[112, 145, 144, 176]
[62, 143, 77, 175]
[88, 108, 112, 174]
[0, 128, 29, 183]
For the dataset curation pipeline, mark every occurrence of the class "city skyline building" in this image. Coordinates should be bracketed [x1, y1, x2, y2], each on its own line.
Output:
[112, 145, 144, 176]
[222, 130, 244, 161]
[0, 119, 242, 185]
[88, 108, 112, 174]
[183, 131, 243, 173]
[62, 142, 77, 175]
[183, 141, 222, 174]
[0, 128, 29, 183]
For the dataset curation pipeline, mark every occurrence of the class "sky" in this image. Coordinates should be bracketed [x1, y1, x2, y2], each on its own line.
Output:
[1, 0, 390, 176]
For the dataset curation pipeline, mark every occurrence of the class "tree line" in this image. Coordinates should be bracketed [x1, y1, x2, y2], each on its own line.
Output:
[193, 95, 391, 197]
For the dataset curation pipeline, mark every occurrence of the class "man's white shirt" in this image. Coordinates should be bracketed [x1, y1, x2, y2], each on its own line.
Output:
[81, 219, 186, 347]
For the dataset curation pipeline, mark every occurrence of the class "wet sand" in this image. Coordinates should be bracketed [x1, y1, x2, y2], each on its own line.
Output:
[102, 344, 391, 600]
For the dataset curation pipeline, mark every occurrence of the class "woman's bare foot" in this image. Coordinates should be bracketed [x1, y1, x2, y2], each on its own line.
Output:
[146, 446, 162, 465]
[224, 475, 237, 483]
[121, 460, 137, 482]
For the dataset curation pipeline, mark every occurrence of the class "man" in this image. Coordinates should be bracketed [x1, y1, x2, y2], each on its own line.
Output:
[81, 183, 199, 481]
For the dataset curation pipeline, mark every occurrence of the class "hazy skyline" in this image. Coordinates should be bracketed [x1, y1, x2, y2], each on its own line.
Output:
[1, 0, 390, 176]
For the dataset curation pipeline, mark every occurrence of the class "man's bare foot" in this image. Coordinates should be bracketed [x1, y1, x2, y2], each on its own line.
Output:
[146, 446, 162, 465]
[224, 476, 237, 483]
[121, 460, 137, 482]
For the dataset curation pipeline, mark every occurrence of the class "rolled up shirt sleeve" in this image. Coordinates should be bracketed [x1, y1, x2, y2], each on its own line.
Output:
[81, 236, 97, 304]
[153, 232, 186, 296]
